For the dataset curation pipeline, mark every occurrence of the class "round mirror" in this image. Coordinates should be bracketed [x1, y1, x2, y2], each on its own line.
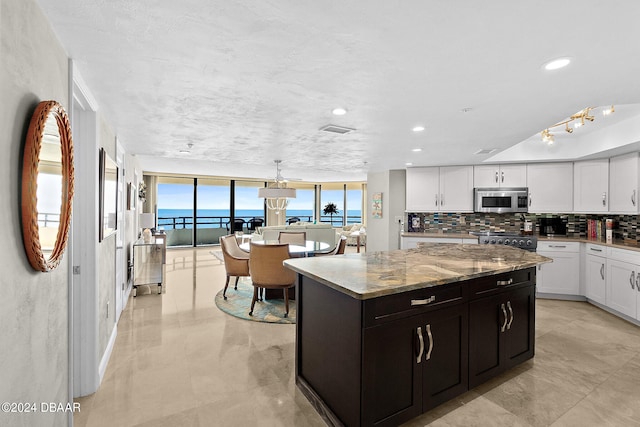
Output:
[21, 100, 74, 272]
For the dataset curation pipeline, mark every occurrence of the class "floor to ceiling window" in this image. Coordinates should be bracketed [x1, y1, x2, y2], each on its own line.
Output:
[152, 174, 364, 245]
[286, 183, 316, 224]
[320, 183, 345, 226]
[195, 178, 231, 246]
[234, 180, 266, 232]
[346, 183, 364, 225]
[157, 177, 194, 247]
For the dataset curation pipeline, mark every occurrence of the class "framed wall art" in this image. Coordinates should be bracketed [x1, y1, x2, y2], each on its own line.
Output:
[372, 192, 382, 219]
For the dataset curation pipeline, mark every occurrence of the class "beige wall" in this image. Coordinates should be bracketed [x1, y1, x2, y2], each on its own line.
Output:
[0, 0, 70, 425]
[99, 116, 117, 359]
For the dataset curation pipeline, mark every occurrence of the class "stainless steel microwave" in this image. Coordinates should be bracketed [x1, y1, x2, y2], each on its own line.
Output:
[474, 188, 528, 213]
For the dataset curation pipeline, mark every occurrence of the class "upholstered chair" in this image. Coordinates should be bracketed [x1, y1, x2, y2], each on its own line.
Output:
[219, 234, 250, 299]
[248, 243, 296, 317]
[278, 231, 306, 246]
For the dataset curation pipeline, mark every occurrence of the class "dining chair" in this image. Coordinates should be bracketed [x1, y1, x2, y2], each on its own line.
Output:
[247, 217, 264, 232]
[226, 218, 245, 233]
[278, 231, 306, 246]
[219, 234, 250, 299]
[316, 235, 347, 256]
[334, 235, 347, 254]
[248, 242, 296, 317]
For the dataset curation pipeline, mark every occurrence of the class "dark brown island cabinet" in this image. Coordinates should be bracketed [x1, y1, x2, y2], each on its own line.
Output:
[285, 247, 542, 427]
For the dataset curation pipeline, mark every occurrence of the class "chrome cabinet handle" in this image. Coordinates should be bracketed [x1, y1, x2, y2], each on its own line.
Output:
[548, 245, 567, 248]
[506, 301, 514, 330]
[600, 264, 605, 280]
[495, 171, 499, 183]
[416, 326, 424, 363]
[435, 194, 438, 206]
[637, 273, 640, 292]
[497, 278, 513, 286]
[590, 247, 603, 252]
[425, 324, 433, 361]
[441, 194, 444, 206]
[500, 303, 508, 332]
[633, 190, 637, 207]
[602, 192, 607, 207]
[501, 171, 505, 183]
[411, 296, 436, 306]
[631, 271, 636, 290]
[529, 193, 532, 207]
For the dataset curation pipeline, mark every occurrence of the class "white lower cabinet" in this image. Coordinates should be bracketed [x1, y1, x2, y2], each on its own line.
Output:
[536, 242, 580, 296]
[584, 244, 607, 305]
[606, 248, 640, 319]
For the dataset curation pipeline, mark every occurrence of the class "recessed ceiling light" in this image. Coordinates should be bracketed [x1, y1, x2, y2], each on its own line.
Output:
[412, 148, 423, 152]
[332, 107, 347, 115]
[543, 57, 571, 71]
[406, 162, 413, 166]
[412, 126, 425, 132]
[179, 150, 190, 154]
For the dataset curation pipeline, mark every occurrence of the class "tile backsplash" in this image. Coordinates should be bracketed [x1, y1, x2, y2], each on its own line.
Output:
[406, 212, 640, 243]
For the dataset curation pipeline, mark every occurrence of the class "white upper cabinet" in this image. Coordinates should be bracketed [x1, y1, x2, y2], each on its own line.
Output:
[473, 164, 527, 188]
[573, 159, 609, 213]
[527, 163, 573, 213]
[406, 166, 473, 212]
[609, 153, 640, 213]
[439, 166, 474, 212]
[406, 167, 439, 211]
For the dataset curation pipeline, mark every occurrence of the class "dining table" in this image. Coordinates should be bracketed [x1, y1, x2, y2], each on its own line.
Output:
[239, 239, 331, 256]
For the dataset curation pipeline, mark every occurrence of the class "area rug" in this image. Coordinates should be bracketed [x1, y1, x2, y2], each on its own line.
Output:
[214, 278, 296, 324]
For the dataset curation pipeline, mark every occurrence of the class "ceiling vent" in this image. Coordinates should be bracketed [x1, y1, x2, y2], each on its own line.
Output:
[474, 148, 497, 155]
[319, 124, 356, 134]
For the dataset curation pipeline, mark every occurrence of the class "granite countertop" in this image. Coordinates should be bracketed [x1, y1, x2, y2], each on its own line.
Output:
[284, 244, 551, 300]
[401, 231, 640, 252]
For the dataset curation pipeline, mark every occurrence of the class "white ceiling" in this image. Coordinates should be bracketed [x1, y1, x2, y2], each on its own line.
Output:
[35, 0, 640, 182]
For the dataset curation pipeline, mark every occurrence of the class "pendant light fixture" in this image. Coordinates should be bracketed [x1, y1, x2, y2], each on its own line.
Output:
[258, 160, 296, 212]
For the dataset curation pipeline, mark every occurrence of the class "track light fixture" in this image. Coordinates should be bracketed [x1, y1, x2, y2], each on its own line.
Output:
[540, 105, 614, 143]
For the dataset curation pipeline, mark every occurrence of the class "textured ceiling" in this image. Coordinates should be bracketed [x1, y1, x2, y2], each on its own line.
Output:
[35, 0, 640, 182]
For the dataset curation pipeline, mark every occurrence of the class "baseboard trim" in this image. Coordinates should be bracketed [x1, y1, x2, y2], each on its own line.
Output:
[99, 325, 117, 382]
[536, 293, 586, 301]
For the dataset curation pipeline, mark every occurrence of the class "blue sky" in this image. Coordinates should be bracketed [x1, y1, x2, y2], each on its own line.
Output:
[158, 183, 361, 212]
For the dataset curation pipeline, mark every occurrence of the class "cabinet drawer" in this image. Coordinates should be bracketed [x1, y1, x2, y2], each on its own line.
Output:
[585, 243, 606, 256]
[537, 241, 580, 252]
[364, 284, 465, 326]
[608, 247, 640, 264]
[470, 269, 534, 298]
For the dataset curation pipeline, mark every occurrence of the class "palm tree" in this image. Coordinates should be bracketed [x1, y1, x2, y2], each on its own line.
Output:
[323, 202, 339, 225]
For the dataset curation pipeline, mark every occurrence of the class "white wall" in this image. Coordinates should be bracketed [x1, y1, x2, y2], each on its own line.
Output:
[366, 170, 406, 252]
[0, 0, 70, 425]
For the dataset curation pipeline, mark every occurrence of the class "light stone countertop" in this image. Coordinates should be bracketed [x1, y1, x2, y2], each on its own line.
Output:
[401, 232, 640, 252]
[284, 244, 551, 300]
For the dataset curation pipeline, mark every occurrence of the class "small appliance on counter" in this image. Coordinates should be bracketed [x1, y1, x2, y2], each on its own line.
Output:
[539, 216, 568, 236]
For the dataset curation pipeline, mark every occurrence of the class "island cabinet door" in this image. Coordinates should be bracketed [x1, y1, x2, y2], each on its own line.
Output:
[361, 304, 468, 427]
[468, 284, 535, 389]
[421, 304, 469, 412]
[362, 315, 422, 427]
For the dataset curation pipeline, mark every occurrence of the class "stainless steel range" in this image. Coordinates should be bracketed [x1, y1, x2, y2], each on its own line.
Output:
[471, 231, 538, 252]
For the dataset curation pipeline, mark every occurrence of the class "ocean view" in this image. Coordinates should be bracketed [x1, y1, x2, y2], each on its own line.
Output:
[157, 209, 362, 229]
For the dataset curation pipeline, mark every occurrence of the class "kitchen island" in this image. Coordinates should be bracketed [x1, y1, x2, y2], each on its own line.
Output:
[284, 244, 551, 427]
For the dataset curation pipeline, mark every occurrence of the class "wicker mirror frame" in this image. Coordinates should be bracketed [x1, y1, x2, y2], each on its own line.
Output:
[21, 100, 74, 272]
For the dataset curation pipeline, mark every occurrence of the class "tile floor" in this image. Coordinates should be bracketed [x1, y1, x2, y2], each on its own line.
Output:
[75, 246, 640, 427]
